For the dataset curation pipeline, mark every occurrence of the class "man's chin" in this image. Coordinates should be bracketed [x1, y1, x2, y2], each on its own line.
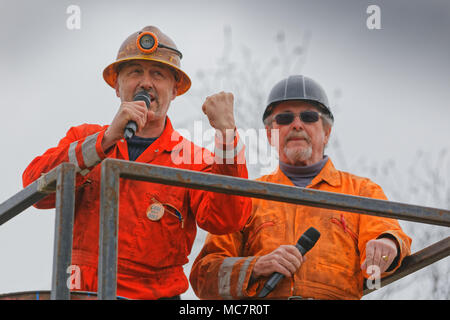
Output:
[284, 146, 312, 164]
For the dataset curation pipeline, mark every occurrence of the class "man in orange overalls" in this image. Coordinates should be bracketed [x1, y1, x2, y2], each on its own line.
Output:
[189, 75, 412, 299]
[22, 26, 251, 299]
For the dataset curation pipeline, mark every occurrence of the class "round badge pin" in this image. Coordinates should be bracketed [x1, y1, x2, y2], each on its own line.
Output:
[146, 202, 165, 221]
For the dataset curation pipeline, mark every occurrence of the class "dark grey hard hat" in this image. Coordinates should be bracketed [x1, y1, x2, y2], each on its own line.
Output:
[263, 75, 333, 123]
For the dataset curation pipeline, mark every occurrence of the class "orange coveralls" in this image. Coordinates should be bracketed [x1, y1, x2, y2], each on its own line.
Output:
[189, 159, 411, 299]
[22, 117, 251, 299]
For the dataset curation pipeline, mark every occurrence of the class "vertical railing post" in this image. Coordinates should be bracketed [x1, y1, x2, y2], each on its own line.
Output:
[51, 163, 76, 300]
[98, 159, 120, 300]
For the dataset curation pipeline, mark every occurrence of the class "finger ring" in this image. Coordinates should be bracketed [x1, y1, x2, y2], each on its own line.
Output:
[382, 255, 389, 262]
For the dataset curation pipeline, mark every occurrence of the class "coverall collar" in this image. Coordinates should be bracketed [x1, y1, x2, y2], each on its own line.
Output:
[113, 116, 182, 161]
[309, 157, 341, 187]
[274, 157, 341, 188]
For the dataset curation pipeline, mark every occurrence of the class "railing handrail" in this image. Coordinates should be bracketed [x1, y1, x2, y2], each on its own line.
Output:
[102, 159, 450, 227]
[1, 159, 449, 300]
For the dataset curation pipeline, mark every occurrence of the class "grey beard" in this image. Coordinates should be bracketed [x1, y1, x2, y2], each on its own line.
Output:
[284, 145, 313, 165]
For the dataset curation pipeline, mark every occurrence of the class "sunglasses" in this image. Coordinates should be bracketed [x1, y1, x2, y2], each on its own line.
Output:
[273, 111, 322, 125]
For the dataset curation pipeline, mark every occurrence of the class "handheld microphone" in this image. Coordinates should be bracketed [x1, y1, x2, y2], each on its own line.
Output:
[258, 227, 321, 298]
[124, 91, 151, 140]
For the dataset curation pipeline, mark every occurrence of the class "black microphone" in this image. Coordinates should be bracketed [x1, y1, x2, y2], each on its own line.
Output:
[258, 227, 321, 298]
[124, 91, 151, 140]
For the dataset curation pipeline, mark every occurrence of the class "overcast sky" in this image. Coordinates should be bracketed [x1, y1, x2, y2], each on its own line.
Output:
[0, 0, 449, 299]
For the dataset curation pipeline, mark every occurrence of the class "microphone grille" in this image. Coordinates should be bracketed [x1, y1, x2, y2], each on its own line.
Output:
[298, 227, 321, 250]
[133, 90, 151, 109]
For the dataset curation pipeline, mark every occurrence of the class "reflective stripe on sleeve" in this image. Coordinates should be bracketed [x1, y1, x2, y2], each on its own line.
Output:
[236, 256, 255, 297]
[218, 257, 254, 299]
[68, 141, 81, 171]
[214, 136, 244, 160]
[67, 133, 101, 176]
[218, 257, 241, 299]
[81, 132, 101, 168]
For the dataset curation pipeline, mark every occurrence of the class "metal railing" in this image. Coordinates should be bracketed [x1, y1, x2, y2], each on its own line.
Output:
[1, 159, 449, 299]
[0, 163, 76, 300]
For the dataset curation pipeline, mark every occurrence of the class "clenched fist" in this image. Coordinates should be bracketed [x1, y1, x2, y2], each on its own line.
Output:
[202, 92, 236, 140]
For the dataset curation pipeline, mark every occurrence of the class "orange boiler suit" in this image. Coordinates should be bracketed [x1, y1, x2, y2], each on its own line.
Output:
[22, 117, 251, 299]
[189, 159, 411, 299]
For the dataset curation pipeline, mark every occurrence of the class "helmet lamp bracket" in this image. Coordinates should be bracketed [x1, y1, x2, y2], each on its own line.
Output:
[137, 31, 183, 59]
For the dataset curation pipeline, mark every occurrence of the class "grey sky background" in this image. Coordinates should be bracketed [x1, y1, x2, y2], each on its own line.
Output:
[0, 0, 449, 299]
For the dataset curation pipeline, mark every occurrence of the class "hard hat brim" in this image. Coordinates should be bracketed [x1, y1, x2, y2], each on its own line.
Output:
[102, 57, 191, 96]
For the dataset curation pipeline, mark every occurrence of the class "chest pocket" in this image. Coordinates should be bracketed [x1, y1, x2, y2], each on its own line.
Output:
[139, 187, 187, 234]
[132, 187, 189, 267]
[244, 212, 286, 256]
[317, 211, 360, 276]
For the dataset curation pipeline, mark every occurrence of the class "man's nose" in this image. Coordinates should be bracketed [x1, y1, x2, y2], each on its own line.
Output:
[139, 72, 154, 90]
[291, 114, 305, 130]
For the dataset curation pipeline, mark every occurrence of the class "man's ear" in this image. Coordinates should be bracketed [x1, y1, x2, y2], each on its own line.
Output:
[324, 126, 332, 146]
[171, 83, 178, 101]
[115, 78, 121, 98]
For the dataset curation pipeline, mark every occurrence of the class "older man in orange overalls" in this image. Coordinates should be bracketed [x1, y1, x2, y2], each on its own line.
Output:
[189, 75, 411, 300]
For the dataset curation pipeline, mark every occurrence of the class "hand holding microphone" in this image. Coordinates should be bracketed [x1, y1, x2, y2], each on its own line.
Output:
[124, 90, 151, 140]
[257, 227, 321, 298]
[101, 90, 152, 152]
